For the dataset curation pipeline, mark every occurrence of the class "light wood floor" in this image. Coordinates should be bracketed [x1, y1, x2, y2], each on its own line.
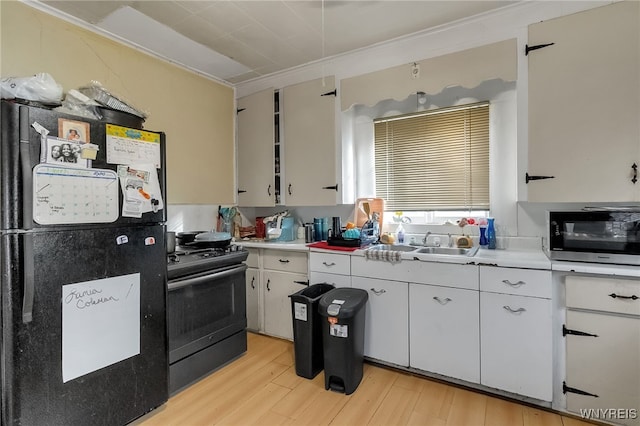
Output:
[134, 332, 594, 426]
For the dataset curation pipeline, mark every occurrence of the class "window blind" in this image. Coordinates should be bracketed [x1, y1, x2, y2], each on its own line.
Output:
[374, 103, 489, 211]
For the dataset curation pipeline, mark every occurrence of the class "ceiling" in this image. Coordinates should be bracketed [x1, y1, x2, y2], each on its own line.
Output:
[34, 1, 518, 86]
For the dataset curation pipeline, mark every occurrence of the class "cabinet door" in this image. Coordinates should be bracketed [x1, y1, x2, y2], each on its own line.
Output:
[351, 276, 409, 366]
[263, 270, 308, 340]
[409, 284, 480, 383]
[528, 1, 640, 202]
[565, 310, 640, 425]
[237, 89, 275, 207]
[480, 292, 552, 401]
[245, 268, 260, 332]
[283, 76, 338, 206]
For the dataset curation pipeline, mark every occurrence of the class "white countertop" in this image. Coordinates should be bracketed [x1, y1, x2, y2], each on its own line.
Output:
[239, 238, 552, 270]
[239, 239, 640, 275]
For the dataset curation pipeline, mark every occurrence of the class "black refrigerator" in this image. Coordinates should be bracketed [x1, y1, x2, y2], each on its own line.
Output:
[0, 99, 168, 425]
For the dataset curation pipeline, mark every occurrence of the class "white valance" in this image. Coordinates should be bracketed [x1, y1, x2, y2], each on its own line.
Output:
[340, 39, 517, 111]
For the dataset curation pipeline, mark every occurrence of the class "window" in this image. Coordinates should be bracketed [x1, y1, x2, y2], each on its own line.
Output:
[374, 102, 490, 212]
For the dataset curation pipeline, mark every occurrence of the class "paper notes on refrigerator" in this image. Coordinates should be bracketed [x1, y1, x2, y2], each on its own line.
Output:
[61, 273, 141, 383]
[105, 124, 161, 168]
[117, 164, 163, 218]
[33, 164, 119, 224]
[105, 125, 164, 217]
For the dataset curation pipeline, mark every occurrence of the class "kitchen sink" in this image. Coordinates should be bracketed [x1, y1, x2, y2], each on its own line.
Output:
[415, 246, 479, 256]
[367, 244, 419, 252]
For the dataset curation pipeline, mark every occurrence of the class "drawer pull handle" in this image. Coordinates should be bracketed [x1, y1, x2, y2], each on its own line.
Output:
[608, 293, 639, 300]
[267, 279, 271, 292]
[322, 262, 336, 267]
[503, 305, 526, 314]
[502, 279, 525, 287]
[371, 288, 386, 296]
[433, 297, 452, 305]
[278, 259, 290, 263]
[251, 276, 255, 289]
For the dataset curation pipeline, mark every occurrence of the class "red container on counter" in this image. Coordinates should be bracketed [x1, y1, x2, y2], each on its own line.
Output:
[255, 217, 266, 239]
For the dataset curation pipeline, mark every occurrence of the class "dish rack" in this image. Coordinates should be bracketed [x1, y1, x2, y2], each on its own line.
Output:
[327, 222, 379, 248]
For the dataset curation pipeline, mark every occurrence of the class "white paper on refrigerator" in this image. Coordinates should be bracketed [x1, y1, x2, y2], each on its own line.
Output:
[105, 124, 161, 168]
[62, 273, 140, 383]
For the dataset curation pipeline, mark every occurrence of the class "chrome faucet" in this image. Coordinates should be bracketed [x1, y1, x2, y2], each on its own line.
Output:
[422, 231, 431, 246]
[448, 233, 454, 248]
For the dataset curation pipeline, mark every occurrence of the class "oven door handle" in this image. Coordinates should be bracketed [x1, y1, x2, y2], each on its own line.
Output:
[168, 264, 248, 291]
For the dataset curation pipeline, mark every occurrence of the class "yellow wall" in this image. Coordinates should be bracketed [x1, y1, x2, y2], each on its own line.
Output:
[0, 1, 235, 205]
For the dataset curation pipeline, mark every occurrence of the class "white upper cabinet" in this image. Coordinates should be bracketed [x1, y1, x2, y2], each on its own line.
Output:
[237, 88, 276, 207]
[527, 1, 640, 202]
[282, 76, 339, 206]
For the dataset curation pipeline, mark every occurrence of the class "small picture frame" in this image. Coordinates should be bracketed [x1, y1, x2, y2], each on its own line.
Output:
[58, 118, 90, 143]
[45, 137, 89, 168]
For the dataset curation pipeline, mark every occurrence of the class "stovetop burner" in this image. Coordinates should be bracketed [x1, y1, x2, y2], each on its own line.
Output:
[167, 244, 248, 280]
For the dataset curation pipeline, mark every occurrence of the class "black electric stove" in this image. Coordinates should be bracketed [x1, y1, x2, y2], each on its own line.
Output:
[167, 245, 249, 280]
[166, 244, 249, 394]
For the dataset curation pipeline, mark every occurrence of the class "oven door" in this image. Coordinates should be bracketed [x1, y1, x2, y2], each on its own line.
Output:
[167, 263, 247, 364]
[549, 210, 640, 264]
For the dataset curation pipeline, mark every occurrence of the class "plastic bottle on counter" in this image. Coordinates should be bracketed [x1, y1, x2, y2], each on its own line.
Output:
[396, 224, 405, 244]
[487, 217, 497, 249]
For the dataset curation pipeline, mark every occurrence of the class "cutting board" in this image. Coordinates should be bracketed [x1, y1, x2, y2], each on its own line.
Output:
[354, 197, 385, 229]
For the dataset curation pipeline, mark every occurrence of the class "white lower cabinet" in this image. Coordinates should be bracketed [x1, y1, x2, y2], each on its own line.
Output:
[564, 310, 640, 426]
[480, 291, 552, 401]
[351, 276, 409, 367]
[245, 267, 260, 331]
[263, 270, 308, 340]
[409, 283, 479, 383]
[479, 265, 553, 401]
[564, 275, 640, 425]
[241, 247, 308, 341]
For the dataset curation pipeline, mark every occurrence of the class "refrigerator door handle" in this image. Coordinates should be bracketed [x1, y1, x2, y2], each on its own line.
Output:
[19, 106, 34, 230]
[22, 233, 35, 323]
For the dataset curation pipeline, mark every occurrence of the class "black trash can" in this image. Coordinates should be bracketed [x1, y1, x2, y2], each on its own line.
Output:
[318, 287, 368, 395]
[289, 283, 335, 379]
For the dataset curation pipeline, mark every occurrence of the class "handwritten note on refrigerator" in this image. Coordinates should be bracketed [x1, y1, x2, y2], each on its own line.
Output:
[105, 124, 161, 168]
[62, 273, 140, 383]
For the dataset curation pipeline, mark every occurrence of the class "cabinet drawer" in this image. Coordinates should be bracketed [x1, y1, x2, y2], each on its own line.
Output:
[566, 275, 640, 316]
[309, 252, 350, 275]
[480, 267, 551, 299]
[245, 248, 259, 268]
[409, 261, 478, 290]
[263, 250, 308, 274]
[309, 271, 350, 288]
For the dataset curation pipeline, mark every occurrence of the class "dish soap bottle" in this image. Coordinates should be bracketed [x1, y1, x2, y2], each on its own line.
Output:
[487, 217, 497, 249]
[396, 223, 405, 244]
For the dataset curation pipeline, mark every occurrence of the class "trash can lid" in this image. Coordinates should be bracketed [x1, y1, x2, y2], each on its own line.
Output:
[318, 288, 368, 319]
[289, 283, 335, 301]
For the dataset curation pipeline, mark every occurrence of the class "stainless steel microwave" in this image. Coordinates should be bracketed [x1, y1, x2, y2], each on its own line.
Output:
[548, 209, 640, 265]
